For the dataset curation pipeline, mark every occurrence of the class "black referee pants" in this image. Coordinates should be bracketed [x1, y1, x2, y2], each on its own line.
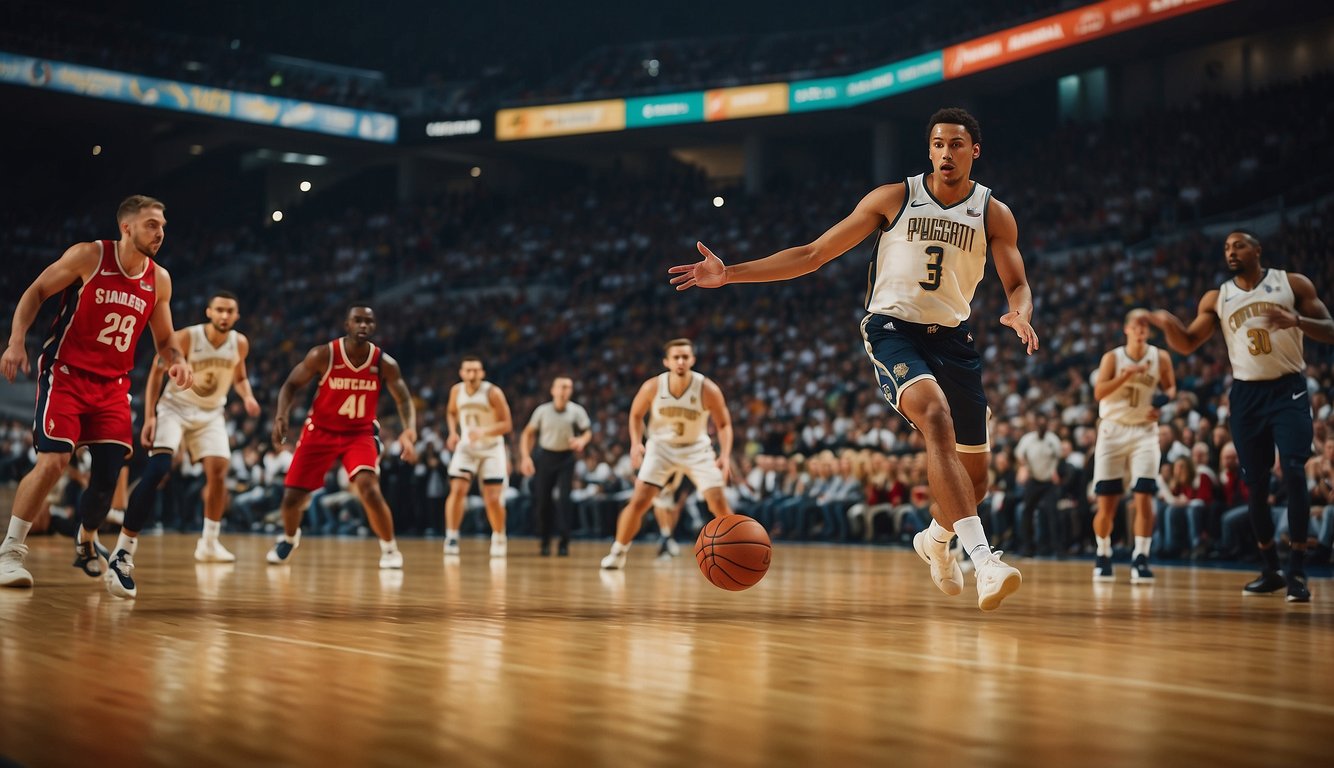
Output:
[534, 449, 576, 544]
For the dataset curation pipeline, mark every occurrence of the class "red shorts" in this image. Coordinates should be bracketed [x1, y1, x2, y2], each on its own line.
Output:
[33, 362, 133, 456]
[284, 420, 382, 491]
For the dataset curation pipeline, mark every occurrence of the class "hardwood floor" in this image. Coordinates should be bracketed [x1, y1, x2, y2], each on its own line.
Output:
[0, 532, 1330, 768]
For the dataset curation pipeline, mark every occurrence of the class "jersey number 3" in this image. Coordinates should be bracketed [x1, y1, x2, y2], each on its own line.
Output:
[919, 246, 944, 291]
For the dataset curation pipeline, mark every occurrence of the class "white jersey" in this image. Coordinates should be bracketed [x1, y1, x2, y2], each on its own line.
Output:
[648, 372, 710, 445]
[162, 324, 239, 411]
[865, 172, 992, 326]
[1098, 344, 1163, 426]
[1218, 269, 1305, 381]
[456, 381, 500, 449]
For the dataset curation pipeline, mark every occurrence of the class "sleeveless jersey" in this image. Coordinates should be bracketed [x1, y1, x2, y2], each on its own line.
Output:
[865, 173, 992, 326]
[648, 371, 710, 445]
[1099, 344, 1162, 425]
[310, 338, 382, 433]
[162, 324, 240, 411]
[1218, 269, 1305, 381]
[41, 240, 157, 378]
[457, 381, 500, 449]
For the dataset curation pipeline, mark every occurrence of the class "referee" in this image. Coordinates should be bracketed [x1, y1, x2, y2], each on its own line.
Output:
[519, 376, 591, 556]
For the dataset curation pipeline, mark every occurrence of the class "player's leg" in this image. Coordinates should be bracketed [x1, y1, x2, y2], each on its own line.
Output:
[532, 453, 558, 554]
[1091, 425, 1125, 580]
[1127, 428, 1161, 583]
[1232, 398, 1285, 594]
[1272, 391, 1315, 602]
[600, 480, 660, 569]
[350, 470, 402, 569]
[267, 427, 335, 564]
[191, 411, 236, 562]
[105, 466, 128, 527]
[553, 453, 576, 555]
[651, 472, 683, 557]
[443, 446, 478, 556]
[481, 480, 507, 557]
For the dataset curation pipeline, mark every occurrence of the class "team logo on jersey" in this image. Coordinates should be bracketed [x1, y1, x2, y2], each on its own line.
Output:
[140, 280, 154, 292]
[47, 418, 55, 432]
[927, 325, 939, 334]
[966, 207, 982, 217]
[881, 384, 894, 402]
[892, 363, 909, 380]
[690, 396, 697, 404]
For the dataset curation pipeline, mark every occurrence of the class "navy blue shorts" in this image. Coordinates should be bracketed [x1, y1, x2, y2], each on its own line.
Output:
[859, 313, 989, 452]
[1228, 372, 1313, 483]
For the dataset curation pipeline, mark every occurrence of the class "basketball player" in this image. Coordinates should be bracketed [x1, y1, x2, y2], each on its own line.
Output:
[267, 305, 418, 569]
[0, 196, 192, 590]
[1091, 309, 1176, 583]
[113, 291, 262, 584]
[1149, 230, 1334, 603]
[600, 338, 733, 570]
[443, 356, 513, 558]
[669, 108, 1032, 610]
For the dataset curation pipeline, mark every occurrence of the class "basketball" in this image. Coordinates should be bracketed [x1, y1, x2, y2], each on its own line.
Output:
[694, 514, 772, 591]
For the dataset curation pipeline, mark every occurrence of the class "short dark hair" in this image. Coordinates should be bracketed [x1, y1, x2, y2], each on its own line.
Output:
[460, 355, 483, 365]
[209, 290, 239, 306]
[926, 107, 982, 144]
[346, 303, 374, 316]
[117, 195, 165, 223]
[663, 338, 693, 355]
[1229, 229, 1261, 248]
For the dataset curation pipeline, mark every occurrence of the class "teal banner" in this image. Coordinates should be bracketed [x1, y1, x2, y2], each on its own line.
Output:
[625, 92, 706, 128]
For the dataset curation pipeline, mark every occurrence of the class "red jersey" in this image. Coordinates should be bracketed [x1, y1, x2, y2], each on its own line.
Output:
[309, 338, 383, 433]
[41, 240, 157, 379]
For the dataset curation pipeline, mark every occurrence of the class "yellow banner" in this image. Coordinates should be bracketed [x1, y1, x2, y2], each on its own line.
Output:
[496, 99, 626, 140]
[704, 83, 789, 122]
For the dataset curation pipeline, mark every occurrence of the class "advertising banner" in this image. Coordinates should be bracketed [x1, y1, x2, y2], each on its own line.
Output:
[496, 99, 626, 140]
[626, 92, 706, 128]
[704, 83, 789, 122]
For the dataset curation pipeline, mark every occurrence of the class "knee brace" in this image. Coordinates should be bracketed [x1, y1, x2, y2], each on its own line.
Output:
[78, 444, 127, 530]
[124, 452, 174, 534]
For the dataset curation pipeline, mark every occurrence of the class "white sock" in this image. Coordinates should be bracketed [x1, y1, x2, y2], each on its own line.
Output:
[106, 507, 125, 524]
[202, 518, 221, 540]
[611, 540, 629, 555]
[446, 528, 460, 542]
[952, 516, 993, 569]
[115, 532, 138, 557]
[5, 517, 33, 547]
[1096, 536, 1112, 557]
[660, 526, 672, 537]
[927, 518, 954, 545]
[379, 538, 397, 554]
[281, 529, 301, 546]
[1133, 536, 1152, 560]
[491, 531, 506, 543]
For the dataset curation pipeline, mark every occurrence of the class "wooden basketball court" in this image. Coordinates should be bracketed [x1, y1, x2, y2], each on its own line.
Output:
[0, 531, 1330, 767]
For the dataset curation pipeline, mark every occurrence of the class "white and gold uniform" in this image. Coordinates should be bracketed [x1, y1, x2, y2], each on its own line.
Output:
[154, 324, 238, 460]
[1092, 344, 1164, 493]
[638, 372, 723, 492]
[448, 381, 508, 483]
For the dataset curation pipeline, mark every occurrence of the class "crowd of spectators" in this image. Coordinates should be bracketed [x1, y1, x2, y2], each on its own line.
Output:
[2, 78, 1332, 569]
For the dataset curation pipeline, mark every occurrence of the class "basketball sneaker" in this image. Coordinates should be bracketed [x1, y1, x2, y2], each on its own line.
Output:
[490, 537, 507, 558]
[379, 549, 404, 570]
[1285, 574, 1310, 603]
[974, 551, 1022, 611]
[557, 541, 569, 557]
[1243, 570, 1286, 595]
[601, 549, 627, 570]
[443, 538, 460, 557]
[664, 536, 680, 557]
[1093, 555, 1114, 582]
[72, 539, 109, 577]
[0, 541, 33, 588]
[266, 533, 299, 565]
[195, 538, 237, 563]
[105, 550, 137, 599]
[1129, 555, 1155, 583]
[913, 530, 963, 596]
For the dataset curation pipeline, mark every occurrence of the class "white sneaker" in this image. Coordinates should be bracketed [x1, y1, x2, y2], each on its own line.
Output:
[0, 541, 33, 588]
[600, 549, 627, 570]
[913, 530, 963, 596]
[975, 551, 1022, 611]
[379, 549, 404, 569]
[664, 536, 680, 557]
[105, 550, 137, 599]
[490, 538, 507, 558]
[443, 538, 460, 557]
[195, 537, 237, 563]
[266, 535, 299, 565]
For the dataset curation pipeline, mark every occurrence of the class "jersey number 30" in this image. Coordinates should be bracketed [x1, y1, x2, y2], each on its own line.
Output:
[1246, 328, 1272, 356]
[919, 246, 944, 291]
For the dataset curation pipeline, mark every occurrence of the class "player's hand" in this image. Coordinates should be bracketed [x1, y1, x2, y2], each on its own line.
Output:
[717, 455, 731, 484]
[446, 433, 459, 452]
[272, 417, 288, 446]
[667, 242, 728, 291]
[466, 428, 486, 443]
[1124, 364, 1149, 376]
[1147, 310, 1175, 329]
[999, 311, 1039, 355]
[398, 428, 418, 464]
[140, 415, 157, 447]
[520, 456, 536, 477]
[1, 342, 30, 383]
[167, 360, 193, 390]
[1260, 305, 1300, 330]
[243, 396, 261, 418]
[630, 442, 646, 469]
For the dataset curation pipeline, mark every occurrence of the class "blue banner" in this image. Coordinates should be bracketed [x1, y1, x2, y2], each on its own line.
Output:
[625, 92, 706, 128]
[0, 51, 397, 143]
[790, 51, 945, 112]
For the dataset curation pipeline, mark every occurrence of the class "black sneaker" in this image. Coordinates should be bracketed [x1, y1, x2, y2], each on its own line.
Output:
[557, 541, 569, 557]
[1093, 555, 1114, 582]
[1286, 573, 1311, 603]
[72, 540, 107, 577]
[540, 541, 551, 557]
[105, 550, 136, 599]
[1130, 555, 1155, 583]
[1242, 570, 1286, 596]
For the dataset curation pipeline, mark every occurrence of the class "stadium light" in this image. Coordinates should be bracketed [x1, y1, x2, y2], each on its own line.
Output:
[299, 181, 312, 192]
[470, 166, 482, 178]
[713, 196, 724, 208]
[271, 210, 284, 222]
[91, 145, 102, 156]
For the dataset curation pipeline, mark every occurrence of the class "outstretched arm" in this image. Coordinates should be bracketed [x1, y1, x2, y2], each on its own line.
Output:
[1149, 291, 1219, 355]
[3, 242, 100, 382]
[668, 184, 903, 290]
[380, 352, 418, 463]
[1263, 273, 1334, 344]
[988, 197, 1039, 355]
[272, 344, 329, 446]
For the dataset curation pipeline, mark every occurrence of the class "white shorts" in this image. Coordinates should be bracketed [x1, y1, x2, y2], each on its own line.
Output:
[448, 440, 508, 483]
[652, 472, 685, 510]
[154, 397, 230, 460]
[638, 438, 723, 493]
[1092, 420, 1160, 492]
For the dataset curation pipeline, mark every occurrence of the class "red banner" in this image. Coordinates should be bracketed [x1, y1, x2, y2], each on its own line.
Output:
[944, 0, 1234, 79]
